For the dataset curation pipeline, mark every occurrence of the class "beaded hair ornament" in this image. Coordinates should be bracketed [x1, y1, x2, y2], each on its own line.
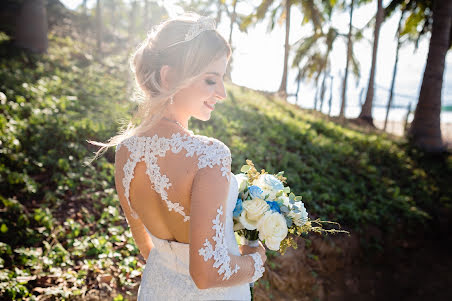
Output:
[165, 16, 216, 48]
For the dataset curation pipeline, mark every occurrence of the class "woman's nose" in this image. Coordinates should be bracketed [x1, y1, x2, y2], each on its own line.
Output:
[216, 81, 226, 100]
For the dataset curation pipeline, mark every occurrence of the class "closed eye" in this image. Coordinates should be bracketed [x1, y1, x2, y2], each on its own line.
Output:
[205, 79, 216, 85]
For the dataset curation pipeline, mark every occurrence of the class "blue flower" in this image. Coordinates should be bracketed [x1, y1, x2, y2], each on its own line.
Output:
[233, 198, 243, 217]
[266, 201, 281, 213]
[262, 174, 284, 191]
[248, 185, 263, 199]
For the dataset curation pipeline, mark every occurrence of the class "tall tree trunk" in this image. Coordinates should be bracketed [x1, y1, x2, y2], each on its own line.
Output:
[318, 44, 332, 111]
[278, 0, 291, 98]
[15, 0, 48, 53]
[96, 0, 102, 51]
[225, 0, 238, 80]
[82, 0, 87, 16]
[129, 0, 137, 39]
[359, 87, 364, 106]
[295, 72, 301, 105]
[144, 0, 149, 29]
[384, 10, 404, 131]
[407, 0, 451, 152]
[215, 1, 222, 25]
[340, 0, 354, 118]
[313, 85, 319, 111]
[359, 0, 384, 125]
[319, 71, 327, 112]
[328, 75, 333, 116]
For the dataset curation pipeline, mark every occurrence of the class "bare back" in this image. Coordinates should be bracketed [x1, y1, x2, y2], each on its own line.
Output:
[114, 120, 229, 244]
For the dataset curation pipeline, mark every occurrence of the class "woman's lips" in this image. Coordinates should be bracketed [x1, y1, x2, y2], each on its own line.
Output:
[204, 101, 214, 110]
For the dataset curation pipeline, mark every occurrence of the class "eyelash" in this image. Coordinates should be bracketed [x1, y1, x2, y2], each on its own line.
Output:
[205, 79, 216, 86]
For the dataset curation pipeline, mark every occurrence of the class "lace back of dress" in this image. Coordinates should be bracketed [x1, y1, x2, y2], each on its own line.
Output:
[116, 132, 232, 222]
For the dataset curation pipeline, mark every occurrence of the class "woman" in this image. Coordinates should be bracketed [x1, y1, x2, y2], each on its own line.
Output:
[93, 13, 267, 300]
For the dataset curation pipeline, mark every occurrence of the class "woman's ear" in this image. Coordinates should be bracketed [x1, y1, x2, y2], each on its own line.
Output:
[160, 65, 172, 90]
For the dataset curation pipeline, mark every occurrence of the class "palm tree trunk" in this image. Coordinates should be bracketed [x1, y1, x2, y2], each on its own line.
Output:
[328, 75, 333, 116]
[359, 0, 383, 125]
[340, 0, 354, 118]
[129, 0, 137, 40]
[384, 10, 404, 131]
[225, 0, 238, 80]
[96, 0, 102, 51]
[313, 85, 319, 111]
[295, 72, 301, 105]
[82, 0, 87, 16]
[215, 2, 222, 25]
[15, 0, 48, 53]
[278, 0, 292, 98]
[319, 72, 327, 111]
[407, 0, 451, 152]
[144, 0, 149, 29]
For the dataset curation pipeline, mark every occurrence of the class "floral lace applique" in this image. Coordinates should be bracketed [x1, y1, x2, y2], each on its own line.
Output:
[248, 253, 265, 282]
[198, 205, 240, 280]
[116, 133, 231, 221]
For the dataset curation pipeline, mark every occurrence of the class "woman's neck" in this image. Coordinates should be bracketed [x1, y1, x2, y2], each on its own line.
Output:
[162, 106, 189, 130]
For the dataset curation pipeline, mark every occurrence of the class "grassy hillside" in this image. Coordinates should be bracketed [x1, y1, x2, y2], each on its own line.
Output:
[0, 33, 451, 300]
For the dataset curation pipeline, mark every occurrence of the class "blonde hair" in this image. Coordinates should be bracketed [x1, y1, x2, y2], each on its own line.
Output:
[86, 13, 231, 163]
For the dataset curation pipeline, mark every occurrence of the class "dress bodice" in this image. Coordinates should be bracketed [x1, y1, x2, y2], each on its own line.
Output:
[138, 172, 251, 300]
[116, 133, 251, 300]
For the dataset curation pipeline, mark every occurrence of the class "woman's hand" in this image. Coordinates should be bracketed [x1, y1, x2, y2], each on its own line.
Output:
[239, 241, 267, 264]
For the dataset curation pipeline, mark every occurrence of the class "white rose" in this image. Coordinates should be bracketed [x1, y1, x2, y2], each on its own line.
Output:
[253, 174, 284, 200]
[257, 211, 288, 251]
[288, 202, 308, 226]
[238, 198, 269, 230]
[235, 173, 248, 193]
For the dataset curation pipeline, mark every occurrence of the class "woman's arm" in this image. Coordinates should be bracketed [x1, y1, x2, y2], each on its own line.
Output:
[189, 146, 265, 289]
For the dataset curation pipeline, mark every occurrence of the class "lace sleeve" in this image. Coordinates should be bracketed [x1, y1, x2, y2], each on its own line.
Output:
[188, 139, 263, 289]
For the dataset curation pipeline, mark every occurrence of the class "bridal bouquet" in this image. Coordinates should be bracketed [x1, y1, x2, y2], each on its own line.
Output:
[233, 160, 345, 254]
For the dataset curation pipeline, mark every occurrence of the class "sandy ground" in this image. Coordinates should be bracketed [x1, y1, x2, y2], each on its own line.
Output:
[373, 120, 452, 148]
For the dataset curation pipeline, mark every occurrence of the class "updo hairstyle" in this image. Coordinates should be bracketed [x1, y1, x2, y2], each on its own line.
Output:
[87, 13, 231, 162]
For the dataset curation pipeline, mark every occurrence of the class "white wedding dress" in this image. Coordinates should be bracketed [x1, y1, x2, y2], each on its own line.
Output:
[115, 131, 257, 300]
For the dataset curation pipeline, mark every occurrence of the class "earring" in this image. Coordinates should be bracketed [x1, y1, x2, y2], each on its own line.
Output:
[169, 96, 174, 105]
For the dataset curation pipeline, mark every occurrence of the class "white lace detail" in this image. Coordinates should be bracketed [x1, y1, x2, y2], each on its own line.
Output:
[116, 133, 232, 221]
[136, 174, 251, 300]
[198, 205, 240, 280]
[248, 253, 265, 282]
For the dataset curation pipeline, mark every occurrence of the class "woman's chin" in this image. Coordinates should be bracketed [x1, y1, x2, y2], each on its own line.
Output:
[194, 113, 212, 121]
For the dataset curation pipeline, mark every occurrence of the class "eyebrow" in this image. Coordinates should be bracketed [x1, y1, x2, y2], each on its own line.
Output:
[205, 72, 224, 77]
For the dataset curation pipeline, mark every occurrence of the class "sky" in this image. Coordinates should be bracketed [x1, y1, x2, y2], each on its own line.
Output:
[61, 0, 452, 122]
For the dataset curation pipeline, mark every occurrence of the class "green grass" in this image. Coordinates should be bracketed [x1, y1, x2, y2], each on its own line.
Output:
[0, 33, 451, 299]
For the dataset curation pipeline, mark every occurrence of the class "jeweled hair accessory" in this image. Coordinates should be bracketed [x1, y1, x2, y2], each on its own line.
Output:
[166, 16, 216, 48]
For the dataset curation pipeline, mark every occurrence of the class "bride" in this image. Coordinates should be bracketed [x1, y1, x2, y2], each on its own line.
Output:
[94, 13, 267, 300]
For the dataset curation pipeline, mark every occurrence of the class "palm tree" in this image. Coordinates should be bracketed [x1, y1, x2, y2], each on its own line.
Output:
[82, 0, 88, 16]
[96, 0, 102, 51]
[328, 74, 333, 116]
[407, 0, 451, 152]
[384, 9, 406, 131]
[241, 0, 324, 98]
[279, 0, 292, 97]
[339, 0, 372, 118]
[292, 25, 361, 110]
[339, 0, 355, 118]
[15, 0, 48, 53]
[358, 0, 384, 124]
[225, 0, 240, 80]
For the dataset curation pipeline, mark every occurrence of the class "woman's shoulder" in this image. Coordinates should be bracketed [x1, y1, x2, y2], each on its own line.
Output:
[191, 133, 231, 153]
[116, 131, 231, 162]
